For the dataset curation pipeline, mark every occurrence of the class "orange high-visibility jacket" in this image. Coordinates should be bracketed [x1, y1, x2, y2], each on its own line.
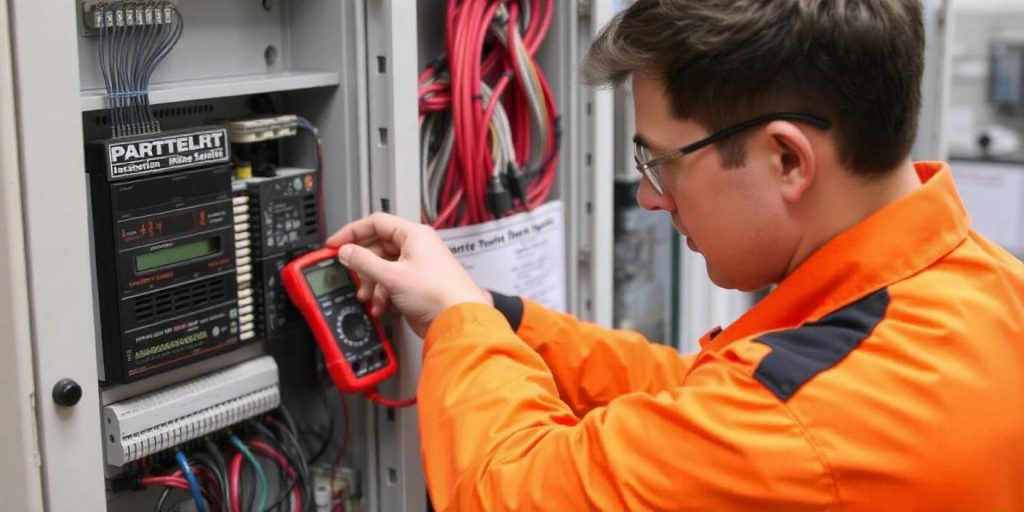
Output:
[419, 162, 1024, 511]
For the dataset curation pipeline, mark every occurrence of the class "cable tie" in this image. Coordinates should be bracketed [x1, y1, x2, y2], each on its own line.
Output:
[106, 91, 147, 98]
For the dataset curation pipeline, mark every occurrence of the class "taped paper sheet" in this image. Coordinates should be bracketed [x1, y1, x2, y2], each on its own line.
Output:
[438, 201, 567, 311]
[951, 160, 1024, 257]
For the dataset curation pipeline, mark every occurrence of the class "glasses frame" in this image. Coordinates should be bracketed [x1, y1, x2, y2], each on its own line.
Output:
[633, 112, 832, 195]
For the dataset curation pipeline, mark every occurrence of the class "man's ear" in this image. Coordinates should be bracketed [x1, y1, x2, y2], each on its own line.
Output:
[765, 120, 816, 203]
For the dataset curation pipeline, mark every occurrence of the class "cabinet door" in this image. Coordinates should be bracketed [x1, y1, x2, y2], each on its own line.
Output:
[9, 0, 106, 510]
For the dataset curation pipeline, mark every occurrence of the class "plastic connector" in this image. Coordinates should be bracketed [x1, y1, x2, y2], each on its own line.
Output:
[504, 163, 529, 205]
[486, 176, 511, 219]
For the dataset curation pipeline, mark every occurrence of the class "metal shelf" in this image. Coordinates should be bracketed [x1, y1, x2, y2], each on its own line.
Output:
[80, 70, 340, 111]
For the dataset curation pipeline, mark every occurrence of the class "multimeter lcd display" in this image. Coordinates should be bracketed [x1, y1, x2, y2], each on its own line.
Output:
[135, 237, 221, 272]
[305, 265, 350, 296]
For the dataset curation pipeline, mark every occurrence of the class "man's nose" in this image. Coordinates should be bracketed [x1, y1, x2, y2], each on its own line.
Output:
[636, 176, 670, 212]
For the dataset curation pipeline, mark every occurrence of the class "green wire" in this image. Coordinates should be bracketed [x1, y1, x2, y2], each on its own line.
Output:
[228, 433, 269, 512]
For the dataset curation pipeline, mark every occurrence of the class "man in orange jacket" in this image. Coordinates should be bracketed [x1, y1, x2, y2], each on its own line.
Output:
[328, 0, 1024, 510]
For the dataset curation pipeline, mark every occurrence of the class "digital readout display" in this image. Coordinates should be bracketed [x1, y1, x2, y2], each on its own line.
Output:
[305, 264, 351, 296]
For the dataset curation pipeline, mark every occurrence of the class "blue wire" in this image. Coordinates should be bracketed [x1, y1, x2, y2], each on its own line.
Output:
[175, 451, 206, 512]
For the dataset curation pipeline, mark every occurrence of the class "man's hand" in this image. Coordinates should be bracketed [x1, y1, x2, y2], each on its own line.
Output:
[326, 213, 491, 338]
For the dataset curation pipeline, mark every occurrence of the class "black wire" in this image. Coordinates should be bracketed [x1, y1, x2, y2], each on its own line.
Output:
[193, 453, 227, 512]
[306, 392, 335, 465]
[243, 424, 291, 512]
[202, 439, 230, 512]
[255, 449, 293, 512]
[269, 454, 288, 512]
[203, 442, 230, 512]
[275, 409, 312, 503]
[254, 419, 310, 512]
[242, 453, 255, 512]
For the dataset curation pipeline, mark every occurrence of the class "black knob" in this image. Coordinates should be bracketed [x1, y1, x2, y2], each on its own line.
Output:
[341, 313, 369, 341]
[52, 378, 82, 407]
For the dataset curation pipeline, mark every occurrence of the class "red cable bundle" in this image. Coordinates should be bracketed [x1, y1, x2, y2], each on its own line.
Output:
[420, 0, 560, 228]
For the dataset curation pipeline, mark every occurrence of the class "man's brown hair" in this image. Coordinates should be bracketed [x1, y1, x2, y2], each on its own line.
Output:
[582, 0, 925, 176]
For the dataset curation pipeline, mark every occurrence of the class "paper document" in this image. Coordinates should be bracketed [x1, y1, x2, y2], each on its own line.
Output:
[950, 160, 1024, 256]
[438, 201, 567, 312]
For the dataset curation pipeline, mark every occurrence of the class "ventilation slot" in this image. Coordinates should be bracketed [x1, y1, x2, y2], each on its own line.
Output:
[133, 277, 229, 323]
[302, 193, 318, 236]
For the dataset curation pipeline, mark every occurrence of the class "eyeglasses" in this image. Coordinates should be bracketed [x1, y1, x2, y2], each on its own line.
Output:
[633, 112, 832, 195]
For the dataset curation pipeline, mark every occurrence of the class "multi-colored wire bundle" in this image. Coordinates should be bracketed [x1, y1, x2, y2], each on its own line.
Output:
[135, 407, 346, 512]
[419, 0, 561, 228]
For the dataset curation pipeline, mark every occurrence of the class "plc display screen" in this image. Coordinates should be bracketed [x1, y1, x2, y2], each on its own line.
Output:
[136, 237, 220, 272]
[305, 265, 350, 296]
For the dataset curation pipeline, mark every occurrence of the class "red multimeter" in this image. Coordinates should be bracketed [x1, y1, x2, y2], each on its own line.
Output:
[282, 247, 397, 392]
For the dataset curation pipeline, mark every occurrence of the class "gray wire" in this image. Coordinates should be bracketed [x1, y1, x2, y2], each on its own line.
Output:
[128, 3, 143, 133]
[431, 124, 454, 214]
[419, 77, 456, 222]
[420, 113, 438, 220]
[115, 2, 132, 134]
[490, 7, 549, 172]
[134, 3, 158, 132]
[512, 25, 548, 171]
[141, 2, 184, 133]
[421, 111, 455, 223]
[108, 2, 124, 136]
[481, 83, 516, 177]
[98, 1, 183, 138]
[97, 4, 112, 119]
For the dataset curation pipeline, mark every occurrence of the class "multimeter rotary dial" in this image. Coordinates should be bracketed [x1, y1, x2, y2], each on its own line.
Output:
[335, 305, 372, 347]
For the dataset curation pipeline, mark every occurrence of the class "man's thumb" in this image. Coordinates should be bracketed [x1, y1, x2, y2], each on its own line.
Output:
[338, 244, 394, 284]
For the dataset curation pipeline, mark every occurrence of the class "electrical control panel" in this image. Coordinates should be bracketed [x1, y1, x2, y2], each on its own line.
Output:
[235, 168, 321, 339]
[86, 126, 246, 383]
[991, 40, 1024, 111]
[3, 1, 598, 511]
[242, 168, 321, 258]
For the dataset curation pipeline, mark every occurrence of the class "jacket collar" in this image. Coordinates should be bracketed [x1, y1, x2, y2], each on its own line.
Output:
[704, 162, 970, 350]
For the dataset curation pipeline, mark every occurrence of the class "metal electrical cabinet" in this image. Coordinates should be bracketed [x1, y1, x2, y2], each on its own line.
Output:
[1, 1, 614, 511]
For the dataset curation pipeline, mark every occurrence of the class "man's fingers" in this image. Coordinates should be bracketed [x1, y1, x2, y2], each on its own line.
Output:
[356, 274, 376, 302]
[326, 213, 418, 249]
[370, 285, 390, 317]
[338, 244, 398, 287]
